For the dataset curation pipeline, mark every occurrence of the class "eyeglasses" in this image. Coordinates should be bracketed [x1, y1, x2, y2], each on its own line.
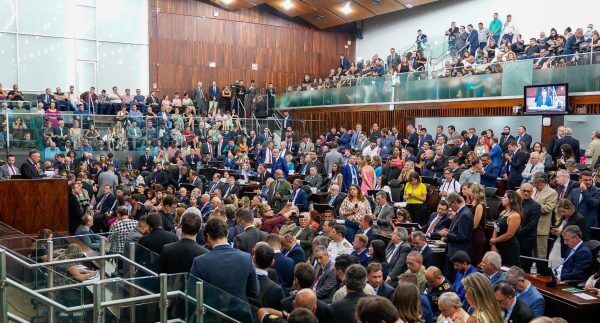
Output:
[521, 190, 532, 193]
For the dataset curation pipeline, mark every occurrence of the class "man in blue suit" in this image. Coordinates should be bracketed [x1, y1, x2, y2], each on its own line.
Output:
[338, 126, 351, 150]
[480, 154, 500, 188]
[339, 54, 350, 71]
[421, 201, 451, 240]
[290, 179, 309, 212]
[505, 140, 528, 190]
[556, 225, 594, 282]
[480, 251, 506, 288]
[411, 231, 437, 269]
[265, 234, 295, 288]
[188, 217, 259, 304]
[350, 124, 362, 149]
[515, 126, 533, 151]
[251, 243, 285, 309]
[439, 193, 473, 280]
[568, 171, 600, 227]
[418, 128, 433, 149]
[281, 234, 307, 265]
[467, 24, 479, 56]
[489, 137, 503, 170]
[341, 155, 360, 192]
[507, 266, 545, 317]
[367, 262, 395, 299]
[271, 148, 289, 179]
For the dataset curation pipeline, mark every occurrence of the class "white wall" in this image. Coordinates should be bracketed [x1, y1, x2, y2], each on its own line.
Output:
[356, 0, 597, 60]
[564, 115, 600, 148]
[414, 116, 543, 143]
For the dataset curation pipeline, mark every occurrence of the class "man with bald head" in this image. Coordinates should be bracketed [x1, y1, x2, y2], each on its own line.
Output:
[258, 288, 320, 322]
[267, 169, 292, 213]
[424, 266, 454, 317]
[517, 182, 541, 257]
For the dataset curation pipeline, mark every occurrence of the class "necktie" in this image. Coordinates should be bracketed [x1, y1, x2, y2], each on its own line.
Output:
[560, 186, 566, 199]
[312, 268, 324, 289]
[328, 196, 335, 206]
[210, 183, 217, 193]
[292, 190, 298, 204]
[225, 186, 232, 197]
[427, 216, 441, 235]
[302, 164, 308, 175]
[351, 166, 358, 184]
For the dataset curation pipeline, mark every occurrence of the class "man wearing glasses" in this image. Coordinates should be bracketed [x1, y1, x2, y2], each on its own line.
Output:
[568, 170, 600, 227]
[516, 183, 541, 257]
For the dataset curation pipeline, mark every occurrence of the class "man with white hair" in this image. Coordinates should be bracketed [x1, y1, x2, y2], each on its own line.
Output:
[521, 152, 545, 184]
[532, 172, 557, 259]
[436, 292, 469, 323]
[480, 251, 506, 287]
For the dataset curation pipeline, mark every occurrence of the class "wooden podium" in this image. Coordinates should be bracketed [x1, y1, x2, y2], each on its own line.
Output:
[0, 178, 68, 234]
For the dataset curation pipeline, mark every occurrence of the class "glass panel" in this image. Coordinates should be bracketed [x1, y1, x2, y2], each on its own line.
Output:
[0, 0, 16, 32]
[75, 6, 97, 39]
[18, 35, 76, 92]
[76, 39, 97, 61]
[77, 61, 96, 94]
[98, 42, 149, 94]
[0, 33, 18, 88]
[97, 0, 148, 44]
[18, 0, 74, 37]
[501, 60, 533, 96]
[76, 0, 96, 5]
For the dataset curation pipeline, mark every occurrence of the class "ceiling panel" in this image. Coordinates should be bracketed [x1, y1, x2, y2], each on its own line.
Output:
[301, 0, 346, 7]
[354, 0, 406, 15]
[209, 0, 265, 10]
[265, 0, 317, 17]
[299, 9, 346, 29]
[327, 1, 375, 22]
[396, 0, 438, 8]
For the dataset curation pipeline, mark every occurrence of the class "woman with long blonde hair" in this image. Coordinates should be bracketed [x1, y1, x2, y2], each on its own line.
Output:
[470, 184, 487, 265]
[456, 273, 503, 323]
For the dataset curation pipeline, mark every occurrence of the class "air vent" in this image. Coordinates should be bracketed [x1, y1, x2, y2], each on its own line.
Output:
[313, 14, 326, 21]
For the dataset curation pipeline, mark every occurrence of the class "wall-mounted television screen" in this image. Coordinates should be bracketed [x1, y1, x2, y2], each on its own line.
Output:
[524, 83, 568, 114]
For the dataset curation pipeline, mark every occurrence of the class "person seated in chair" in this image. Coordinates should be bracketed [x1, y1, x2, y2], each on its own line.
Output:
[555, 225, 593, 283]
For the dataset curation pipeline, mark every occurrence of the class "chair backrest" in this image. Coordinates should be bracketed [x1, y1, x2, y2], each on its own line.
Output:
[389, 179, 402, 188]
[390, 186, 404, 203]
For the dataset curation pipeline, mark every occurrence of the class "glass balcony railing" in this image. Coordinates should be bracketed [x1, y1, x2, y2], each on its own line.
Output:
[276, 52, 600, 109]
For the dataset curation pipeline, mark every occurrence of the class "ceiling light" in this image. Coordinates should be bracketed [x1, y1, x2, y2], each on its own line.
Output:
[223, 0, 233, 5]
[313, 14, 325, 21]
[283, 0, 292, 10]
[406, 3, 413, 8]
[342, 1, 351, 14]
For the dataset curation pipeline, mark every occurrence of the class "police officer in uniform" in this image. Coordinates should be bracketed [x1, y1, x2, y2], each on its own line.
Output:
[424, 266, 454, 317]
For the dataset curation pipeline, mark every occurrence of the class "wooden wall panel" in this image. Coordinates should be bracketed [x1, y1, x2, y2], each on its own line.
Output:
[149, 0, 354, 97]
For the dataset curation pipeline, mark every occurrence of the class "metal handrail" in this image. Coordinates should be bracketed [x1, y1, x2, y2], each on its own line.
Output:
[8, 312, 29, 323]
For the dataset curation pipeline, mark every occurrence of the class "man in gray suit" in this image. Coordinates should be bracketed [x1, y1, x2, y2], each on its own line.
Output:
[373, 191, 395, 231]
[96, 164, 118, 198]
[0, 154, 20, 180]
[192, 81, 206, 115]
[324, 143, 344, 175]
[385, 227, 412, 286]
[305, 166, 323, 190]
[312, 245, 338, 303]
[298, 135, 315, 163]
[233, 209, 267, 253]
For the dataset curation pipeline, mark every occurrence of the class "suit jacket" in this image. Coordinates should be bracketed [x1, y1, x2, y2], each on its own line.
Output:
[138, 228, 178, 255]
[424, 156, 447, 178]
[208, 86, 220, 101]
[95, 193, 116, 215]
[358, 227, 378, 245]
[560, 212, 591, 256]
[329, 291, 367, 323]
[507, 149, 528, 186]
[489, 144, 503, 170]
[554, 135, 581, 160]
[293, 226, 315, 257]
[327, 193, 346, 216]
[373, 203, 395, 230]
[489, 271, 507, 288]
[515, 133, 533, 151]
[188, 244, 259, 301]
[338, 132, 351, 149]
[234, 226, 267, 253]
[282, 116, 294, 130]
[418, 245, 437, 269]
[314, 260, 338, 303]
[406, 131, 419, 150]
[0, 164, 20, 180]
[446, 205, 473, 258]
[560, 242, 593, 282]
[297, 141, 315, 156]
[341, 164, 361, 191]
[272, 157, 289, 179]
[508, 299, 535, 323]
[387, 241, 412, 282]
[534, 185, 558, 236]
[556, 180, 578, 201]
[159, 238, 208, 274]
[68, 193, 84, 234]
[516, 283, 545, 317]
[222, 184, 241, 199]
[97, 171, 118, 198]
[20, 159, 41, 179]
[569, 186, 600, 227]
[267, 179, 292, 213]
[285, 242, 307, 265]
[516, 198, 541, 250]
[324, 150, 344, 175]
[290, 188, 309, 212]
[139, 154, 154, 171]
[422, 213, 451, 240]
[280, 296, 331, 322]
[375, 282, 395, 299]
[499, 134, 515, 152]
[273, 252, 295, 287]
[305, 174, 324, 189]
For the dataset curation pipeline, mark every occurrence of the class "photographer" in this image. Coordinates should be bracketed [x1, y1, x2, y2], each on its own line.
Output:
[262, 203, 299, 234]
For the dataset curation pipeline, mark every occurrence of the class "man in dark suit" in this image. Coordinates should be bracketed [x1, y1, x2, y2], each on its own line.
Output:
[20, 150, 43, 179]
[329, 264, 369, 323]
[265, 234, 295, 288]
[267, 170, 292, 213]
[505, 140, 528, 190]
[281, 234, 307, 265]
[312, 245, 338, 303]
[139, 147, 154, 171]
[234, 209, 267, 253]
[373, 191, 395, 231]
[480, 153, 500, 188]
[93, 184, 116, 231]
[555, 169, 579, 200]
[278, 264, 332, 322]
[553, 127, 581, 160]
[517, 183, 541, 257]
[281, 110, 294, 130]
[341, 155, 360, 192]
[68, 183, 85, 234]
[305, 167, 324, 190]
[495, 283, 534, 323]
[515, 126, 533, 151]
[422, 201, 451, 240]
[411, 231, 437, 269]
[385, 227, 412, 286]
[290, 214, 315, 258]
[367, 262, 395, 299]
[255, 164, 272, 186]
[290, 179, 309, 212]
[159, 210, 208, 274]
[499, 126, 515, 153]
[222, 176, 241, 200]
[425, 146, 448, 178]
[556, 225, 593, 282]
[438, 193, 473, 279]
[250, 243, 285, 309]
[339, 54, 350, 71]
[568, 171, 600, 227]
[357, 215, 377, 245]
[187, 217, 259, 320]
[139, 213, 178, 256]
[403, 124, 419, 151]
[326, 184, 346, 217]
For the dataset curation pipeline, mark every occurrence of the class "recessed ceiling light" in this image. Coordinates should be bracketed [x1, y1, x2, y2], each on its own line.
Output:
[314, 14, 325, 21]
[406, 3, 413, 8]
[342, 1, 351, 14]
[371, 0, 381, 4]
[283, 0, 292, 10]
[223, 0, 232, 5]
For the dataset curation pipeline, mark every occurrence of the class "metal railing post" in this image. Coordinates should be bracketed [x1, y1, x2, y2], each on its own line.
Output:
[46, 240, 54, 323]
[159, 273, 168, 323]
[93, 282, 104, 323]
[195, 281, 204, 323]
[0, 249, 8, 323]
[128, 242, 136, 323]
[99, 236, 106, 280]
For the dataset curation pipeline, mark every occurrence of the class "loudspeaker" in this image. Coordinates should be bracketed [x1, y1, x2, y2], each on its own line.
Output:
[355, 27, 363, 40]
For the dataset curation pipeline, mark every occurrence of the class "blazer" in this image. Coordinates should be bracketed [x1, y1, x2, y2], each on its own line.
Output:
[516, 198, 541, 250]
[280, 297, 332, 322]
[188, 244, 259, 301]
[568, 186, 600, 227]
[406, 131, 419, 150]
[387, 241, 412, 282]
[139, 154, 154, 171]
[533, 185, 558, 236]
[489, 144, 503, 170]
[272, 157, 289, 179]
[507, 149, 528, 186]
[68, 194, 84, 234]
[556, 180, 579, 200]
[159, 238, 208, 274]
[282, 116, 294, 130]
[0, 164, 20, 180]
[418, 245, 437, 269]
[314, 260, 338, 303]
[327, 193, 346, 217]
[499, 134, 516, 152]
[560, 212, 591, 256]
[515, 133, 533, 151]
[138, 228, 179, 256]
[208, 86, 220, 101]
[273, 251, 295, 287]
[338, 132, 351, 149]
[329, 291, 367, 323]
[290, 188, 309, 212]
[516, 283, 545, 317]
[305, 174, 324, 189]
[95, 193, 116, 215]
[554, 135, 581, 160]
[508, 299, 535, 323]
[560, 242, 593, 282]
[324, 150, 344, 175]
[284, 242, 307, 265]
[222, 184, 241, 199]
[421, 213, 451, 240]
[376, 282, 395, 299]
[20, 159, 41, 179]
[234, 226, 267, 253]
[341, 164, 361, 192]
[373, 203, 395, 231]
[358, 227, 378, 245]
[446, 205, 473, 258]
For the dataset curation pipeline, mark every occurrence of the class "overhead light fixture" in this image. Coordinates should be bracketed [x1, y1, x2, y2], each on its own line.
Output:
[342, 1, 351, 14]
[223, 0, 233, 5]
[283, 0, 292, 10]
[406, 3, 413, 8]
[314, 14, 325, 21]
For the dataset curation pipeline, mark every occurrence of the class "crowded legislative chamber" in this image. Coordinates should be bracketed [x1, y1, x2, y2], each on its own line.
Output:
[2, 0, 600, 322]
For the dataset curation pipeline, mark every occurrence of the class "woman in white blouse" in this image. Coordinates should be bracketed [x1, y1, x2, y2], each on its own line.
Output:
[438, 167, 461, 200]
